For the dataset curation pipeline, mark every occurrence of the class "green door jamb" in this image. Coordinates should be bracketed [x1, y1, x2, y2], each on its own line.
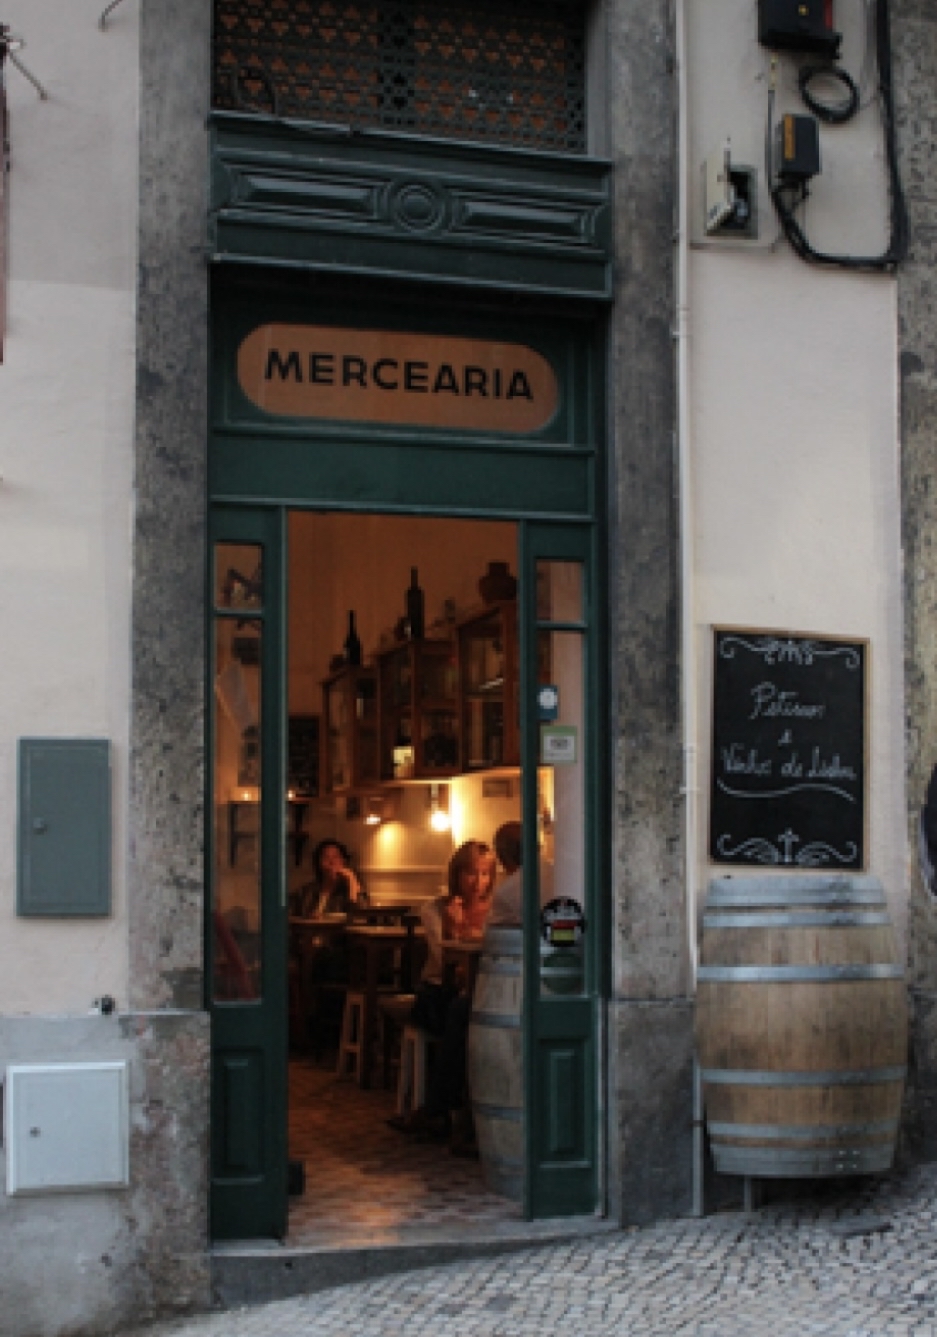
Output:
[519, 520, 601, 1219]
[208, 503, 289, 1241]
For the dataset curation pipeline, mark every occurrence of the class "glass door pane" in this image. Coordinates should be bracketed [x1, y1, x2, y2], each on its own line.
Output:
[209, 512, 289, 1244]
[535, 562, 586, 1000]
[212, 543, 265, 1002]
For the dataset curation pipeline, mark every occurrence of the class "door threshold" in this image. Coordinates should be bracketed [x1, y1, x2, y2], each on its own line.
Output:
[211, 1216, 617, 1309]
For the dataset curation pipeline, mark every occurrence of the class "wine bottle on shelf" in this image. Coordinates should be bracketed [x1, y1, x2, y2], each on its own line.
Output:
[344, 610, 362, 666]
[406, 567, 425, 640]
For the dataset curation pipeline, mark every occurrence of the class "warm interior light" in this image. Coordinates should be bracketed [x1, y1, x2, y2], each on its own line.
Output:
[429, 782, 451, 833]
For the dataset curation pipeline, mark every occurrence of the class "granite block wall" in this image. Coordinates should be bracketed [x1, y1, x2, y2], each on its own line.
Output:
[895, 0, 937, 1152]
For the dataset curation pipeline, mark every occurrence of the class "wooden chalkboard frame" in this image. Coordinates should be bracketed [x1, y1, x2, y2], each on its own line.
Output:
[709, 627, 867, 870]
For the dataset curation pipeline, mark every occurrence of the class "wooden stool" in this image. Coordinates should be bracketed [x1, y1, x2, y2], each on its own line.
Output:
[377, 993, 416, 1090]
[397, 1023, 436, 1116]
[336, 990, 365, 1081]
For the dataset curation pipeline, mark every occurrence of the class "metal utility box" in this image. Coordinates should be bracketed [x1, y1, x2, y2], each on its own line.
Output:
[775, 114, 822, 184]
[758, 0, 841, 58]
[5, 1062, 130, 1195]
[703, 145, 758, 239]
[17, 738, 112, 916]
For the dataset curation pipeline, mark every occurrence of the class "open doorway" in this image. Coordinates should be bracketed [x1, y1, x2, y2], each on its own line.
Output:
[283, 511, 532, 1244]
[210, 506, 595, 1242]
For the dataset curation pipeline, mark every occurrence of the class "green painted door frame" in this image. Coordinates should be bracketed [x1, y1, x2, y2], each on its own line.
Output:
[208, 503, 289, 1242]
[519, 521, 604, 1217]
[207, 279, 608, 1236]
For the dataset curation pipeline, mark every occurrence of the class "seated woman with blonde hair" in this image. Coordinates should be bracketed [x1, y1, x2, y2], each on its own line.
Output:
[388, 839, 494, 1150]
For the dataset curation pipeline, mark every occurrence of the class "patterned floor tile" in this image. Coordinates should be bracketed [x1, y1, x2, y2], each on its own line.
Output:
[287, 1057, 521, 1245]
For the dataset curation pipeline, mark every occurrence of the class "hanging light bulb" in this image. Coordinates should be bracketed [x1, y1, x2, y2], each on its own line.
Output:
[429, 782, 451, 833]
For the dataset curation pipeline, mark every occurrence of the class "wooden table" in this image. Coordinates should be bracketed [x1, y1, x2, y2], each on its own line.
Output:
[290, 913, 348, 942]
[345, 922, 424, 1088]
[288, 915, 350, 1051]
[289, 914, 349, 976]
[441, 938, 484, 997]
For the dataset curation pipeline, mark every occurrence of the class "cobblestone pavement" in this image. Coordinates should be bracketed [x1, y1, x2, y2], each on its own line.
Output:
[124, 1163, 937, 1337]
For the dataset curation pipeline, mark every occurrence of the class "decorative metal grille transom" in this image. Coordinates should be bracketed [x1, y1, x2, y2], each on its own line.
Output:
[213, 1, 587, 154]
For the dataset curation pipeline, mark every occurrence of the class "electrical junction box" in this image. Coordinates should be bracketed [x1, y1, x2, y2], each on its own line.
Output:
[17, 737, 112, 916]
[703, 145, 758, 239]
[774, 113, 821, 184]
[758, 0, 841, 59]
[5, 1062, 130, 1195]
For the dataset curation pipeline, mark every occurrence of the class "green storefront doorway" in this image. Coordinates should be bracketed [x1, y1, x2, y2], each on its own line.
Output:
[207, 281, 608, 1242]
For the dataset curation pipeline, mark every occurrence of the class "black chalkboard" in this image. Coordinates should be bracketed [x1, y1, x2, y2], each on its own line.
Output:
[710, 630, 866, 869]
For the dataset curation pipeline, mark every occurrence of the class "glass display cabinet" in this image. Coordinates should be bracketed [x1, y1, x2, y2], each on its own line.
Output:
[377, 639, 459, 781]
[457, 600, 518, 770]
[321, 665, 378, 792]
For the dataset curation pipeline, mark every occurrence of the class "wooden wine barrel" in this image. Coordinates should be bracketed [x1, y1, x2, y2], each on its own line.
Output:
[696, 876, 907, 1178]
[467, 926, 523, 1202]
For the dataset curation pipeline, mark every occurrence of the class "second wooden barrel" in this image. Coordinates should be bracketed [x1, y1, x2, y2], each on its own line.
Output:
[467, 926, 523, 1202]
[696, 875, 907, 1178]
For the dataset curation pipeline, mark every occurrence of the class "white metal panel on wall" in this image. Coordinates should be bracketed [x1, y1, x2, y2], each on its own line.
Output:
[5, 1062, 130, 1195]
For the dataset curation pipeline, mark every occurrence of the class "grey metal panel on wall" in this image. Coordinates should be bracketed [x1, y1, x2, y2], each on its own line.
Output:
[209, 114, 613, 301]
[17, 738, 111, 916]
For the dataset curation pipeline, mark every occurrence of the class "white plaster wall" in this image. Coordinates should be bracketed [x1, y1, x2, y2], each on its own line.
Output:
[685, 1, 906, 944]
[0, 0, 138, 1012]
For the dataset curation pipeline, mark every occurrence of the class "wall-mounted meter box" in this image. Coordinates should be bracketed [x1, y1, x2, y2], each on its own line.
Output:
[774, 113, 821, 184]
[703, 145, 758, 239]
[18, 738, 112, 916]
[758, 0, 841, 59]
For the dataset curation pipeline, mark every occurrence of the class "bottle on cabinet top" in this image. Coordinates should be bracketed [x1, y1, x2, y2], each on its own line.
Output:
[344, 610, 362, 666]
[406, 567, 425, 640]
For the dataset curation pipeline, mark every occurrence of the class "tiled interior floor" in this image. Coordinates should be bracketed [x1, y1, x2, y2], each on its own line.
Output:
[287, 1054, 522, 1247]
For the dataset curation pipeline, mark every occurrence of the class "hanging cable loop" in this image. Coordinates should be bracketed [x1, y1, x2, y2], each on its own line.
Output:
[799, 63, 860, 124]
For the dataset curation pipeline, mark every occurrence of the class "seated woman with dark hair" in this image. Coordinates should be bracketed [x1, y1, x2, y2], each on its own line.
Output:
[291, 838, 365, 1055]
[292, 838, 364, 918]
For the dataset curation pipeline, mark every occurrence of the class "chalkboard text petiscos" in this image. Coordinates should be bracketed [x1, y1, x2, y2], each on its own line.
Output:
[710, 629, 866, 869]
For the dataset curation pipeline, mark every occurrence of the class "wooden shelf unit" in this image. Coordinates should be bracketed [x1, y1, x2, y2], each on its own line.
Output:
[321, 664, 379, 793]
[376, 638, 459, 781]
[457, 600, 518, 771]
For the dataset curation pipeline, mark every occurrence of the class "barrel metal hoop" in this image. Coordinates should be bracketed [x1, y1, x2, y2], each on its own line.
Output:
[471, 1101, 523, 1127]
[707, 1118, 900, 1141]
[711, 1144, 895, 1177]
[697, 964, 904, 982]
[702, 912, 892, 929]
[470, 1010, 520, 1029]
[701, 1066, 907, 1086]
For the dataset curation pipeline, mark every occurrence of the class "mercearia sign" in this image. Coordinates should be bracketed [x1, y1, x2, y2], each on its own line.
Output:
[237, 324, 559, 434]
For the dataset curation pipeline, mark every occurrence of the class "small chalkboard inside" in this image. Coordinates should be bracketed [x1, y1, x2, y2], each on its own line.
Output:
[710, 629, 866, 869]
[288, 714, 319, 798]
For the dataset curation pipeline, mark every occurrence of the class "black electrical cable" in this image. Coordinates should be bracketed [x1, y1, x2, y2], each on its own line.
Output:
[799, 63, 859, 124]
[768, 0, 909, 273]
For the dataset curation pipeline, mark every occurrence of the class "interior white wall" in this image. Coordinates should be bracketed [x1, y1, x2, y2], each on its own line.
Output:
[283, 513, 522, 904]
[0, 1, 138, 1013]
[288, 512, 517, 713]
[685, 1, 905, 943]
